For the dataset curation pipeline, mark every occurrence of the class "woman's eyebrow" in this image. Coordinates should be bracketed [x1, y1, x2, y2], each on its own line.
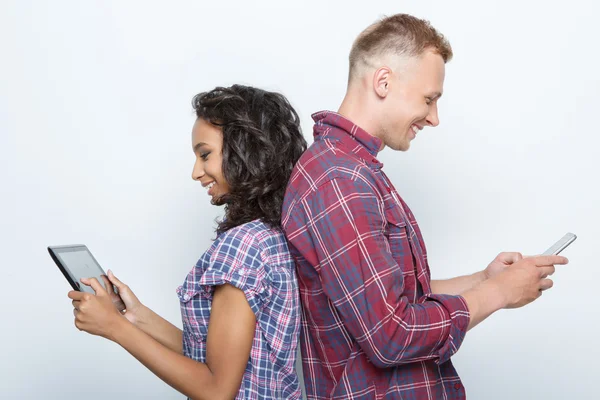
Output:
[193, 142, 208, 152]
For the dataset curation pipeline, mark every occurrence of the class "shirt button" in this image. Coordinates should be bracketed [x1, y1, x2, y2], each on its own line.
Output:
[454, 383, 462, 390]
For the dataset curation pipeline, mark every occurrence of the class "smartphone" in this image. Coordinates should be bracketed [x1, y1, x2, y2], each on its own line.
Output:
[541, 233, 577, 255]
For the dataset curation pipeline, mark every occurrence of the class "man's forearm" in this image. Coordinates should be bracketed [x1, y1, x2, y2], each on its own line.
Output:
[431, 270, 487, 296]
[136, 306, 184, 353]
[433, 271, 507, 332]
[461, 278, 507, 331]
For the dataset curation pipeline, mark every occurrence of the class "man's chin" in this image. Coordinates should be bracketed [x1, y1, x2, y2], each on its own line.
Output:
[391, 142, 410, 152]
[382, 137, 410, 151]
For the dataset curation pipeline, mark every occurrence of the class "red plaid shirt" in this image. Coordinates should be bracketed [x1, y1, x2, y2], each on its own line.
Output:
[282, 111, 471, 399]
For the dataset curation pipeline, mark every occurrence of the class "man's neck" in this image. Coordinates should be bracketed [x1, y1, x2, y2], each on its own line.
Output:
[338, 90, 384, 149]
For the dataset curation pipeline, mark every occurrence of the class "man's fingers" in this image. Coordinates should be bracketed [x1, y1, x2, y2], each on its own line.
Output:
[533, 255, 568, 267]
[538, 265, 556, 278]
[539, 278, 554, 291]
[500, 252, 523, 264]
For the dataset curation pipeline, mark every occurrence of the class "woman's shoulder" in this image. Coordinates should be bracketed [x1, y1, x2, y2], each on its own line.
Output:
[215, 219, 286, 249]
[209, 220, 293, 277]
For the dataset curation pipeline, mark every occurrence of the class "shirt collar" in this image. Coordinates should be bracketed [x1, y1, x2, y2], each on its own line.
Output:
[311, 110, 383, 167]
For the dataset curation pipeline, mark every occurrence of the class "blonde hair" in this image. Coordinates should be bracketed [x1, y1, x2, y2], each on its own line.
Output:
[349, 14, 453, 81]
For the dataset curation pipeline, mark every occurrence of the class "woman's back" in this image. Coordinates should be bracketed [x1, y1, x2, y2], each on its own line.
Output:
[178, 219, 301, 399]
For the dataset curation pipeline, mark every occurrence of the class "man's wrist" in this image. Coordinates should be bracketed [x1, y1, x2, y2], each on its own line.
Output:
[480, 278, 508, 310]
[477, 269, 489, 283]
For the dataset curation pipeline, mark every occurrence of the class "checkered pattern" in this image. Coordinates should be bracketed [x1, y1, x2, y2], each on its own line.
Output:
[177, 220, 301, 399]
[281, 111, 471, 399]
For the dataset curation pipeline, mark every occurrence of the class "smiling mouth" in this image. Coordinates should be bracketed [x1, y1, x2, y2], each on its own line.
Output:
[203, 181, 216, 196]
[410, 124, 423, 138]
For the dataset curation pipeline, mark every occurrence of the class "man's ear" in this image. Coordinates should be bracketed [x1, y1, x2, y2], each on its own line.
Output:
[373, 66, 392, 99]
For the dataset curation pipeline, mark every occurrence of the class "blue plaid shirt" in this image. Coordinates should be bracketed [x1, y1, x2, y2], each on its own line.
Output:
[177, 220, 302, 399]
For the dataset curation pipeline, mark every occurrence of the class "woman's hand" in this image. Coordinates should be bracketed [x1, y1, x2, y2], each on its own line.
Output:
[105, 270, 146, 325]
[68, 277, 126, 341]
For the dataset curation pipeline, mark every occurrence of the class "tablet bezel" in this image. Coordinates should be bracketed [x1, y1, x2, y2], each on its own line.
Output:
[48, 244, 107, 292]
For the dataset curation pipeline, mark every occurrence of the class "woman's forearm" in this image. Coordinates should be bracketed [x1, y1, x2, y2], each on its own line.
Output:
[135, 305, 183, 353]
[109, 318, 223, 400]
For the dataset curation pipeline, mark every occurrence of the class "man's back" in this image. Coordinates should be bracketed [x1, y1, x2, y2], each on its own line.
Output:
[282, 111, 470, 399]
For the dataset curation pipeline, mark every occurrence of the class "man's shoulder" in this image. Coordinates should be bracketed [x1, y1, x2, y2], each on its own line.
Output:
[290, 139, 379, 193]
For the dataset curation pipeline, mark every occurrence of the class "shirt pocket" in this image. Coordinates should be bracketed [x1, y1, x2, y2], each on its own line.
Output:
[384, 204, 418, 296]
[177, 283, 210, 346]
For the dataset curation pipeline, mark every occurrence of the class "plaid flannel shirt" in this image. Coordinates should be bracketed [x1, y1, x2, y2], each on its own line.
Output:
[282, 111, 470, 399]
[177, 220, 301, 399]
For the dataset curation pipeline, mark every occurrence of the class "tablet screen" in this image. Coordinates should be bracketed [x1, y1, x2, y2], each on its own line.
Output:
[54, 246, 107, 294]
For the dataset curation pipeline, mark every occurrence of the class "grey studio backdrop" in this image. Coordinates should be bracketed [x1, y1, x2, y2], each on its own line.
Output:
[1, 1, 598, 399]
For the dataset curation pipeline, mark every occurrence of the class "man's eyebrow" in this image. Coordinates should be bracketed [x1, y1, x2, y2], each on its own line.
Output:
[428, 91, 443, 100]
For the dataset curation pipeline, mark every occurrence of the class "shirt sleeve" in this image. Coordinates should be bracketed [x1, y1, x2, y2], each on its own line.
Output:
[297, 177, 470, 367]
[198, 228, 271, 316]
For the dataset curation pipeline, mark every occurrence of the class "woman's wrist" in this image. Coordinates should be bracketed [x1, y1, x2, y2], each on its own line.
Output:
[130, 304, 150, 326]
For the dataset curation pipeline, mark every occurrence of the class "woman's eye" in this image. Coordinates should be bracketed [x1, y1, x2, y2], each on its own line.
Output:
[200, 152, 210, 161]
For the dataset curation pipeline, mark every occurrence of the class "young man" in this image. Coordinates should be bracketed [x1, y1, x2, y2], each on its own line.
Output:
[281, 14, 568, 399]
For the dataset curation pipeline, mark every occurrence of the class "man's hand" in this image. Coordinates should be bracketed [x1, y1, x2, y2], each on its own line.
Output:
[484, 252, 524, 279]
[463, 254, 569, 330]
[491, 255, 568, 309]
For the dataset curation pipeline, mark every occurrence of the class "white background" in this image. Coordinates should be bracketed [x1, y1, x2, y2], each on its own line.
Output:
[1, 1, 598, 399]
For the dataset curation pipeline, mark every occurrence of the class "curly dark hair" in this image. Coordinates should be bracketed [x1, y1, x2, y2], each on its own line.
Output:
[192, 85, 307, 235]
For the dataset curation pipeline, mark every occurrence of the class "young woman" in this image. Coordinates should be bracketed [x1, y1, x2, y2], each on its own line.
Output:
[68, 85, 307, 399]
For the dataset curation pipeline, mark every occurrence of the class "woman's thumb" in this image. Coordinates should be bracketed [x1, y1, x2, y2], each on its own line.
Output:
[107, 269, 123, 288]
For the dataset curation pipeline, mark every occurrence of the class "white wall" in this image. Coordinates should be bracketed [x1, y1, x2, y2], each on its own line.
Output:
[1, 1, 598, 399]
